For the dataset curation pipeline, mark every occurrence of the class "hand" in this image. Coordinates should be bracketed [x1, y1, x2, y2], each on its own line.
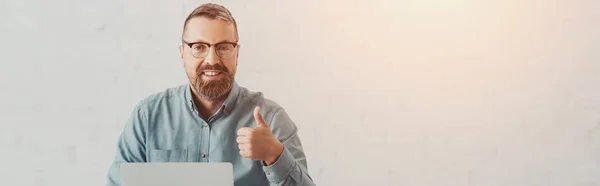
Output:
[236, 106, 284, 165]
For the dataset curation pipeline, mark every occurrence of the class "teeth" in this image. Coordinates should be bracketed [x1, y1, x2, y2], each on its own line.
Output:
[204, 72, 218, 76]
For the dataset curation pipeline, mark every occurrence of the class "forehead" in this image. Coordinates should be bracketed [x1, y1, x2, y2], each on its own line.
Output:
[183, 17, 237, 43]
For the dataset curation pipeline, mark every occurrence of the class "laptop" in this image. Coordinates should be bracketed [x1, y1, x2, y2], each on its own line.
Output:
[120, 162, 234, 186]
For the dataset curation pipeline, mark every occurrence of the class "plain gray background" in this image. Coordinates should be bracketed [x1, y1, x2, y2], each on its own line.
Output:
[1, 0, 599, 185]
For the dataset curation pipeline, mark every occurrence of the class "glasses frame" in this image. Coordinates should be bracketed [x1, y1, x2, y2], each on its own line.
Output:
[182, 40, 239, 58]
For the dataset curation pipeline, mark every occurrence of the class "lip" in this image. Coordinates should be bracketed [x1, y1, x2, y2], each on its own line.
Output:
[202, 70, 222, 73]
[201, 73, 223, 80]
[202, 71, 222, 77]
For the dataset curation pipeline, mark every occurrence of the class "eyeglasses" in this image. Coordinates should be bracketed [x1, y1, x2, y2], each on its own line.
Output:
[182, 40, 239, 58]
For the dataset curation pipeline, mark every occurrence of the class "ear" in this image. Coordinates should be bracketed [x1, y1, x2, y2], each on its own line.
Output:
[179, 44, 184, 64]
[236, 45, 240, 66]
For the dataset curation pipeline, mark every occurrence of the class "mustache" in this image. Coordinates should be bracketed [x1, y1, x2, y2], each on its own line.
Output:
[196, 64, 229, 74]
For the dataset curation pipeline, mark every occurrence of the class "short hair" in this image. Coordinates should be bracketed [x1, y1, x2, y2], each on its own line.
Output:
[182, 3, 239, 40]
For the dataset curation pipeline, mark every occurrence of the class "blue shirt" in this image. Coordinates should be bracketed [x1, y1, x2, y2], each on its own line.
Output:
[107, 81, 315, 186]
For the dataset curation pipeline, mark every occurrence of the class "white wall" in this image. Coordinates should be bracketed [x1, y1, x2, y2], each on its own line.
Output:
[1, 0, 599, 185]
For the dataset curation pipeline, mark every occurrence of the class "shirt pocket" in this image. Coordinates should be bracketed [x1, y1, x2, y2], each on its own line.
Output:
[148, 149, 188, 162]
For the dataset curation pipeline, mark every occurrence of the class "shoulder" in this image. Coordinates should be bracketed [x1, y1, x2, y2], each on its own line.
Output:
[133, 84, 188, 112]
[236, 85, 285, 117]
[235, 85, 296, 129]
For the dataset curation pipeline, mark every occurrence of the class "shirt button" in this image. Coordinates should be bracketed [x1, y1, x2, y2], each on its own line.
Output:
[266, 171, 271, 175]
[201, 153, 206, 158]
[203, 124, 209, 128]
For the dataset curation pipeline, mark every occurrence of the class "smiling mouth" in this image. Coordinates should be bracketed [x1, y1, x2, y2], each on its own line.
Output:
[203, 71, 221, 76]
[201, 70, 227, 79]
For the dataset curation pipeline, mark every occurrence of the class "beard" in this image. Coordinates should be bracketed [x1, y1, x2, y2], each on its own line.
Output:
[190, 63, 234, 100]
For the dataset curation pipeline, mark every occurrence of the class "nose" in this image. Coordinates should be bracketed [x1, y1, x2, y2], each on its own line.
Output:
[204, 47, 220, 65]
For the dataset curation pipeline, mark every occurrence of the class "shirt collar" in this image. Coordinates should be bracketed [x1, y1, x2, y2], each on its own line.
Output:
[185, 81, 240, 115]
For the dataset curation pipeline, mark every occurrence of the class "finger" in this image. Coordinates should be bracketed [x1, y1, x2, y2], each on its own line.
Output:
[239, 150, 250, 158]
[237, 127, 253, 136]
[236, 136, 249, 144]
[254, 106, 269, 128]
[238, 143, 249, 151]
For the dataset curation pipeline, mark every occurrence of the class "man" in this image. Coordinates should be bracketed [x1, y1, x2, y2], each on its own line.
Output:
[106, 3, 315, 186]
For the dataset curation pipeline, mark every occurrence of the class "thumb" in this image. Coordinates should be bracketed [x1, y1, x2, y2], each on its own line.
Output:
[254, 106, 269, 128]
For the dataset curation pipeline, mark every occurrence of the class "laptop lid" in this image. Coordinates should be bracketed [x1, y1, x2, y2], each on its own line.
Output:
[120, 162, 234, 186]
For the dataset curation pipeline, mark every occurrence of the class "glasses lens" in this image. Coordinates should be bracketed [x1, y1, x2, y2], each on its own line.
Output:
[191, 43, 209, 58]
[216, 43, 235, 58]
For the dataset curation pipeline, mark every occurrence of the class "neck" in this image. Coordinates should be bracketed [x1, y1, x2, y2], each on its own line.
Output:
[191, 89, 230, 120]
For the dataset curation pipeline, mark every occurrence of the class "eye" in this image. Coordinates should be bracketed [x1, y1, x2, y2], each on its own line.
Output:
[193, 44, 207, 51]
[217, 44, 234, 51]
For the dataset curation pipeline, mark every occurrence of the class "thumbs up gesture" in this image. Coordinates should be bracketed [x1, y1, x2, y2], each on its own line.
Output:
[236, 106, 284, 165]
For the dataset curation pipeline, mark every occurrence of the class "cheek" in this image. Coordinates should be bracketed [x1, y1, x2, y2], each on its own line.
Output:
[183, 59, 202, 75]
[224, 60, 237, 74]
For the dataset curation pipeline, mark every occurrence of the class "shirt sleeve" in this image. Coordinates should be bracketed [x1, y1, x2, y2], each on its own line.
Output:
[106, 105, 148, 186]
[262, 108, 316, 186]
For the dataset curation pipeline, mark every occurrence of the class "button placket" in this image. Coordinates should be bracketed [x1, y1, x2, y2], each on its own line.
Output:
[200, 121, 210, 162]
